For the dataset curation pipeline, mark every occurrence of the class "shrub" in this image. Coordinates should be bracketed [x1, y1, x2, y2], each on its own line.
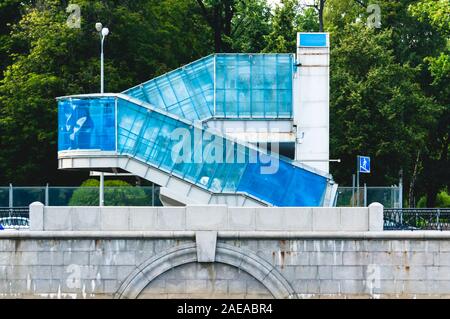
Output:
[68, 179, 150, 206]
[417, 189, 450, 208]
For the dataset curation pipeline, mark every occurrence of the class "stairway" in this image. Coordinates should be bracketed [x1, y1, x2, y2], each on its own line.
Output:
[57, 55, 337, 207]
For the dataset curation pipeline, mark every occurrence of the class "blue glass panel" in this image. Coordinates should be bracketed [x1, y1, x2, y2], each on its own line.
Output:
[282, 168, 327, 206]
[58, 97, 116, 151]
[299, 33, 327, 47]
[123, 56, 215, 120]
[214, 54, 293, 119]
[116, 98, 248, 193]
[59, 95, 329, 206]
[237, 159, 327, 206]
[124, 54, 293, 120]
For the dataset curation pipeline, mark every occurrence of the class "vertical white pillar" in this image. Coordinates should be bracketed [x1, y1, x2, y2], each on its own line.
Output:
[293, 33, 330, 173]
[45, 183, 49, 206]
[29, 202, 44, 231]
[9, 183, 13, 208]
[99, 172, 104, 207]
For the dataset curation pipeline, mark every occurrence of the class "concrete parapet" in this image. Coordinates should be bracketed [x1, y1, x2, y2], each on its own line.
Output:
[30, 203, 384, 232]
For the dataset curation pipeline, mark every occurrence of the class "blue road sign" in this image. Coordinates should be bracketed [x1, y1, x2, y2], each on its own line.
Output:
[358, 156, 371, 173]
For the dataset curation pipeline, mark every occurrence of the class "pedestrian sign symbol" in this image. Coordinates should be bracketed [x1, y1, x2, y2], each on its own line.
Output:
[358, 156, 370, 173]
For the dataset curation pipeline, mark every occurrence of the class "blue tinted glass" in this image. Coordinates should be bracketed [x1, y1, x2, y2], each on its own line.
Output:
[59, 95, 329, 206]
[123, 56, 215, 120]
[124, 54, 293, 120]
[116, 98, 248, 193]
[237, 159, 327, 206]
[58, 97, 116, 151]
[214, 54, 293, 119]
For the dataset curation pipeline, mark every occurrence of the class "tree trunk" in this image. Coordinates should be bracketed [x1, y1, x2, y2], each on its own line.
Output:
[408, 150, 420, 208]
[224, 0, 234, 37]
[213, 5, 222, 52]
[426, 186, 438, 207]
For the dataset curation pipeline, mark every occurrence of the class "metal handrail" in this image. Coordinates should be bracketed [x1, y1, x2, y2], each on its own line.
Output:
[384, 208, 450, 231]
[0, 207, 30, 229]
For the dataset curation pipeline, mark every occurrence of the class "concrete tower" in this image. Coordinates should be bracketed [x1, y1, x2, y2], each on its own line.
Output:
[293, 32, 330, 173]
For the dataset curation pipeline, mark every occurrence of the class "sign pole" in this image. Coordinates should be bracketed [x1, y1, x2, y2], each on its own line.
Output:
[356, 156, 360, 207]
[352, 174, 356, 207]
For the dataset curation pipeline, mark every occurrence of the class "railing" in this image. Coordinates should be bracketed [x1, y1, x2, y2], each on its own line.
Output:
[336, 186, 401, 208]
[0, 186, 162, 207]
[384, 208, 450, 231]
[0, 207, 29, 229]
[2, 185, 402, 208]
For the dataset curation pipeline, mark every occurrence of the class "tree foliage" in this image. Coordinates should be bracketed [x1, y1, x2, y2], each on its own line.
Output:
[263, 0, 319, 53]
[0, 0, 211, 185]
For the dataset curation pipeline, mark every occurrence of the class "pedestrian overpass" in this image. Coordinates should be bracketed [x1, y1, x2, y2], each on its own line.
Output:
[57, 33, 337, 207]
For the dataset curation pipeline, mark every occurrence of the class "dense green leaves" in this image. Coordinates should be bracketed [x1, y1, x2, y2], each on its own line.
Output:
[330, 25, 439, 188]
[0, 0, 211, 185]
[263, 0, 319, 53]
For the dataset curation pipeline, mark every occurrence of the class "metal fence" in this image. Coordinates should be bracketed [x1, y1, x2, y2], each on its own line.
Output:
[1, 185, 401, 208]
[0, 207, 29, 229]
[0, 185, 162, 207]
[336, 186, 401, 208]
[384, 208, 450, 231]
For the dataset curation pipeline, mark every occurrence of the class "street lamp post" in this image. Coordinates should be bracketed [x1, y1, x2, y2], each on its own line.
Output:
[95, 22, 109, 207]
[95, 22, 109, 94]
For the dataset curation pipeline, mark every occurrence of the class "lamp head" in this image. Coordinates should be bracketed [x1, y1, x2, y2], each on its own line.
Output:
[101, 27, 109, 37]
[95, 22, 103, 32]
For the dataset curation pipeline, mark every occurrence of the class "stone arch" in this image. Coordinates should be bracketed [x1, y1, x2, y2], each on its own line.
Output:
[115, 242, 296, 299]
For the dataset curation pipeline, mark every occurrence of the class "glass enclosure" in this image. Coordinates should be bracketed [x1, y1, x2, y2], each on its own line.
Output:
[57, 95, 329, 206]
[58, 97, 116, 151]
[117, 98, 326, 206]
[123, 54, 294, 121]
[215, 54, 293, 118]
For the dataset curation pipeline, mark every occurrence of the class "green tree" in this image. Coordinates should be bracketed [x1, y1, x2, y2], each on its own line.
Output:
[263, 0, 298, 53]
[0, 0, 211, 186]
[409, 0, 450, 33]
[0, 0, 24, 76]
[325, 0, 448, 206]
[329, 24, 439, 190]
[229, 0, 272, 52]
[409, 0, 449, 206]
[195, 0, 272, 52]
[263, 0, 319, 53]
[417, 190, 450, 208]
